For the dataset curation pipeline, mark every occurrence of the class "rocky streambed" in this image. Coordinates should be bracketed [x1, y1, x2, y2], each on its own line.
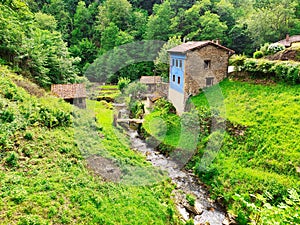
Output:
[129, 130, 231, 225]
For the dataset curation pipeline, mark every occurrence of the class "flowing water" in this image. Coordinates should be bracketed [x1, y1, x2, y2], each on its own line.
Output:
[128, 130, 228, 225]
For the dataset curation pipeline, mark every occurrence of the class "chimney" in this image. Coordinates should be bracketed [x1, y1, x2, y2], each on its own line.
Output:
[216, 39, 220, 45]
[286, 34, 290, 42]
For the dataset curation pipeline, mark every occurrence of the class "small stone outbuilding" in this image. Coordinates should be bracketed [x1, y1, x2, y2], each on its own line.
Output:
[167, 41, 234, 114]
[51, 83, 87, 108]
[140, 76, 162, 93]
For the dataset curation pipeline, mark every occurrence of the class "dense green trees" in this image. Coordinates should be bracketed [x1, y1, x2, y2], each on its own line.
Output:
[2, 0, 300, 84]
[154, 36, 182, 78]
[144, 1, 173, 40]
[244, 0, 297, 46]
[0, 2, 78, 87]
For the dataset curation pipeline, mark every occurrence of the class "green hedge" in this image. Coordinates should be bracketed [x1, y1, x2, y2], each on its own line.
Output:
[230, 57, 300, 84]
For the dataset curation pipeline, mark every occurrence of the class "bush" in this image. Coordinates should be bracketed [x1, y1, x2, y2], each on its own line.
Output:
[125, 82, 147, 100]
[129, 100, 144, 119]
[24, 132, 33, 140]
[234, 189, 300, 225]
[229, 54, 247, 67]
[0, 109, 15, 123]
[237, 58, 300, 84]
[117, 77, 130, 92]
[268, 43, 285, 54]
[259, 43, 270, 55]
[253, 51, 264, 59]
[186, 194, 196, 206]
[153, 98, 176, 115]
[5, 152, 18, 167]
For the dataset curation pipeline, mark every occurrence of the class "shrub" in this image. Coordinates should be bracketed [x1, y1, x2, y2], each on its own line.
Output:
[186, 194, 196, 206]
[229, 54, 247, 67]
[153, 98, 176, 115]
[5, 152, 18, 167]
[24, 132, 33, 140]
[237, 58, 300, 84]
[0, 109, 15, 123]
[259, 43, 270, 55]
[124, 82, 147, 100]
[117, 77, 130, 92]
[234, 189, 300, 225]
[129, 100, 144, 118]
[268, 43, 285, 54]
[253, 51, 264, 59]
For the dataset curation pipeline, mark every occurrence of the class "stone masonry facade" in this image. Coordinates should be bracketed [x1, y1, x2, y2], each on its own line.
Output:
[184, 45, 230, 97]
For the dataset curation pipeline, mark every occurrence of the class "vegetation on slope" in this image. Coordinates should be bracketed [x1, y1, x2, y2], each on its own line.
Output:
[230, 55, 300, 84]
[0, 2, 80, 87]
[4, 0, 300, 84]
[0, 66, 179, 224]
[143, 79, 300, 224]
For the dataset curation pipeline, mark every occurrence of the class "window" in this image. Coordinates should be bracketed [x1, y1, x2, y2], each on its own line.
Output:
[172, 59, 175, 66]
[178, 76, 181, 85]
[206, 77, 214, 87]
[79, 98, 83, 104]
[179, 60, 182, 69]
[204, 60, 211, 69]
[172, 75, 175, 82]
[175, 59, 178, 67]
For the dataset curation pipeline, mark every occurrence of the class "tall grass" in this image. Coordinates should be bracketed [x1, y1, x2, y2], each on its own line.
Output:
[0, 66, 179, 225]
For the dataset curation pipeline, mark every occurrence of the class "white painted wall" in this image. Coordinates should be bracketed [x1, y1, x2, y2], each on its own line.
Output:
[168, 88, 185, 115]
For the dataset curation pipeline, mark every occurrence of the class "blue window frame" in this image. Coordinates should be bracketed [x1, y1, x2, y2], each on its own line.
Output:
[169, 54, 186, 93]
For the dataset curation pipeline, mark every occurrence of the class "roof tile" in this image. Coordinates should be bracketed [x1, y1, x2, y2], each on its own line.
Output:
[140, 76, 162, 84]
[51, 83, 87, 99]
[167, 41, 234, 54]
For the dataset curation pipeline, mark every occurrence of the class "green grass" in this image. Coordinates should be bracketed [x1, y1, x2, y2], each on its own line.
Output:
[143, 110, 201, 161]
[143, 78, 300, 223]
[99, 85, 119, 90]
[143, 111, 181, 147]
[190, 79, 300, 220]
[0, 66, 179, 225]
[96, 85, 120, 101]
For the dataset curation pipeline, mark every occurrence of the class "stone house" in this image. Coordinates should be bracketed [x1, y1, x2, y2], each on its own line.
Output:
[167, 41, 234, 114]
[140, 76, 162, 93]
[277, 34, 300, 47]
[51, 83, 87, 108]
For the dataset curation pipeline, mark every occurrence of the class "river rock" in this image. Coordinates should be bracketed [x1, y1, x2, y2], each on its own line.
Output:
[222, 218, 230, 225]
[183, 201, 203, 215]
[129, 130, 227, 225]
[195, 201, 204, 215]
[176, 205, 189, 221]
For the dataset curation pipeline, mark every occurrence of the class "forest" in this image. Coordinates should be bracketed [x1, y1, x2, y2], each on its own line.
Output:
[1, 0, 300, 224]
[1, 0, 300, 85]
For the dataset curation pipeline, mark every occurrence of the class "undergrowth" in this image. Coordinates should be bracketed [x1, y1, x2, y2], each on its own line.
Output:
[143, 78, 300, 224]
[0, 66, 179, 225]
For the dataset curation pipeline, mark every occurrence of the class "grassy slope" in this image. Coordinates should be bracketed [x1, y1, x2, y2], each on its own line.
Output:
[0, 66, 178, 225]
[143, 78, 300, 221]
[191, 79, 300, 214]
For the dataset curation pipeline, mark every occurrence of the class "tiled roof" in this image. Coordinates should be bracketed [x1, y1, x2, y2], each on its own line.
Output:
[277, 35, 300, 47]
[51, 83, 87, 99]
[140, 76, 162, 84]
[167, 41, 234, 54]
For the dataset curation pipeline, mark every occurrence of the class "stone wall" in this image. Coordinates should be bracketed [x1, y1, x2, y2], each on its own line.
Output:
[145, 82, 169, 98]
[184, 45, 229, 96]
[156, 82, 169, 97]
[73, 98, 86, 109]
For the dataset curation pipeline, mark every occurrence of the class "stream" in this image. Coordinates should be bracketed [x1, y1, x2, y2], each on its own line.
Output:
[128, 129, 228, 225]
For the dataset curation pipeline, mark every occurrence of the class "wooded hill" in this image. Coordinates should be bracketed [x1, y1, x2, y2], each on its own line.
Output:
[2, 0, 300, 84]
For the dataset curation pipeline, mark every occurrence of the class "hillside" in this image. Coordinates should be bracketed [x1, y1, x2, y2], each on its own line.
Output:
[267, 44, 300, 61]
[0, 66, 179, 224]
[143, 79, 300, 224]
